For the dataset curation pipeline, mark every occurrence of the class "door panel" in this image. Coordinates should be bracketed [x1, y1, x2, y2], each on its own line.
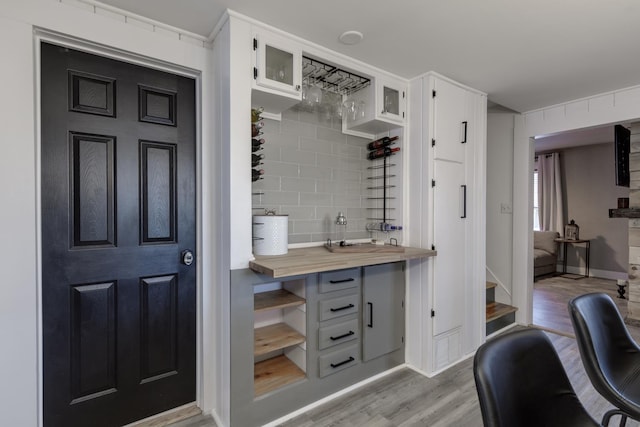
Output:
[362, 263, 404, 361]
[433, 159, 466, 336]
[41, 42, 196, 427]
[433, 79, 468, 163]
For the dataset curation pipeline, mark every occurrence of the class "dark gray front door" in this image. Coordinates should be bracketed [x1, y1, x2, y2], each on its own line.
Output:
[41, 42, 197, 427]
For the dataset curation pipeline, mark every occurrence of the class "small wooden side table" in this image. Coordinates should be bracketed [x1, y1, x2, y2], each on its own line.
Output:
[554, 238, 591, 279]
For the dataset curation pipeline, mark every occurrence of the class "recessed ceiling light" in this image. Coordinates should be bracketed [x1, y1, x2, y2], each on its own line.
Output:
[339, 30, 363, 45]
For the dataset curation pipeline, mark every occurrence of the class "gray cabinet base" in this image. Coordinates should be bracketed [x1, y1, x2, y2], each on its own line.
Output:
[230, 268, 404, 427]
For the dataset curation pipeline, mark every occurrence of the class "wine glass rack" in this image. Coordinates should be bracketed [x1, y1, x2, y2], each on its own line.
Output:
[302, 56, 370, 96]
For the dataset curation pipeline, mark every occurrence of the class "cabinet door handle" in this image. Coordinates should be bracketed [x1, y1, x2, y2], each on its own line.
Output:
[330, 303, 355, 312]
[330, 331, 355, 341]
[461, 185, 467, 219]
[367, 302, 373, 328]
[330, 356, 355, 368]
[329, 278, 354, 284]
[461, 121, 468, 144]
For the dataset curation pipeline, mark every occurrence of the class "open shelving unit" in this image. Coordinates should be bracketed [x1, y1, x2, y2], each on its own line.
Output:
[254, 323, 305, 356]
[253, 287, 307, 397]
[254, 289, 305, 312]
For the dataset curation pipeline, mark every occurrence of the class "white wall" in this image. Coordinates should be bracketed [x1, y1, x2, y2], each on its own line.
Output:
[486, 113, 515, 303]
[0, 14, 38, 427]
[0, 1, 216, 425]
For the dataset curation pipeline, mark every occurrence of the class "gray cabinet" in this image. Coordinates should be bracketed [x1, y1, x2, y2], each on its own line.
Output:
[362, 263, 405, 362]
[315, 267, 361, 378]
[231, 264, 405, 427]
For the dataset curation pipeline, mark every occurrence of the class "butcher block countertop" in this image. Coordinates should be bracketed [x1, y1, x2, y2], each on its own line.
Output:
[249, 246, 437, 278]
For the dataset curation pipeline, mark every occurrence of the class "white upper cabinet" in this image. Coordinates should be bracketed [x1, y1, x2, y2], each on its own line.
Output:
[376, 77, 406, 124]
[432, 78, 469, 163]
[343, 75, 406, 137]
[252, 28, 302, 114]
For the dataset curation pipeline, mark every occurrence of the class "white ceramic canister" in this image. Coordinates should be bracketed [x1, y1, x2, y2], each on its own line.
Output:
[253, 214, 288, 255]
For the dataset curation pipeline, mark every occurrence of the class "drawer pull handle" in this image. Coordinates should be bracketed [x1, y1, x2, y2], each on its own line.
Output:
[330, 331, 355, 341]
[329, 278, 355, 284]
[330, 356, 355, 368]
[330, 303, 355, 312]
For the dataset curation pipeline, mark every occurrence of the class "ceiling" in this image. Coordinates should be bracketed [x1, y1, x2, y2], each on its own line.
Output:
[96, 0, 640, 113]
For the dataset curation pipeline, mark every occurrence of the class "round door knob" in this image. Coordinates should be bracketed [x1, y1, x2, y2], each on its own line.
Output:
[182, 250, 194, 266]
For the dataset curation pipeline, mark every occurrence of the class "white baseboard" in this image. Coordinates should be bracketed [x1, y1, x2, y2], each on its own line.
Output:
[557, 264, 628, 281]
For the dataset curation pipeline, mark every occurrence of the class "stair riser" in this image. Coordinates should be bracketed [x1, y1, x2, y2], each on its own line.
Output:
[486, 287, 495, 304]
[486, 312, 516, 335]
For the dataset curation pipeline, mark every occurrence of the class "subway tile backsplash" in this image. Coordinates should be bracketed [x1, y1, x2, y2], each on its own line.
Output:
[252, 105, 371, 244]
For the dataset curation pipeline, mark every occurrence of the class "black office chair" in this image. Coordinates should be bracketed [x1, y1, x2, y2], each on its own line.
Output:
[569, 292, 640, 427]
[473, 328, 600, 427]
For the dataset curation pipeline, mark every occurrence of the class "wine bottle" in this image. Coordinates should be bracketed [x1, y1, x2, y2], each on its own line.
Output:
[252, 122, 264, 137]
[252, 168, 265, 182]
[366, 135, 399, 151]
[367, 146, 400, 160]
[251, 138, 265, 153]
[251, 107, 264, 123]
[251, 153, 265, 167]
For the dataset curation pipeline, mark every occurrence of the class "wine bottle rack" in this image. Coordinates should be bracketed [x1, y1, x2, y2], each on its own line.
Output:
[251, 108, 265, 183]
[366, 139, 401, 233]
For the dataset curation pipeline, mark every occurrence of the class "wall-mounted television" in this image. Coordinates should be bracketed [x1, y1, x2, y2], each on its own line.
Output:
[615, 124, 630, 187]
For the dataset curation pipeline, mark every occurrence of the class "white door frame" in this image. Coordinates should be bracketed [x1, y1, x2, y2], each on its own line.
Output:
[34, 29, 205, 425]
[512, 87, 640, 328]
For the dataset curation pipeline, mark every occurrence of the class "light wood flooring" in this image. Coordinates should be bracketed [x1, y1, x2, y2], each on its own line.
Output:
[533, 275, 636, 339]
[172, 276, 639, 427]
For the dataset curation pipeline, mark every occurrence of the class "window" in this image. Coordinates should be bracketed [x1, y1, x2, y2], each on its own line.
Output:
[533, 170, 540, 231]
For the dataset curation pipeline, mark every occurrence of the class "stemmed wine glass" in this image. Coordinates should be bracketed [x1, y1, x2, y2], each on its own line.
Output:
[306, 76, 322, 107]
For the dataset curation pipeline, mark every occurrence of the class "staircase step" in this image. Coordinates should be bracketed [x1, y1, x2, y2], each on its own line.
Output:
[486, 281, 497, 304]
[486, 302, 517, 323]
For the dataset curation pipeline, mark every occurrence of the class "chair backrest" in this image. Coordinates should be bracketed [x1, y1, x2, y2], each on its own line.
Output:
[473, 328, 599, 427]
[568, 292, 640, 418]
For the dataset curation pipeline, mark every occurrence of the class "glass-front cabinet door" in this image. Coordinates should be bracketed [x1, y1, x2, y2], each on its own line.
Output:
[253, 30, 302, 98]
[376, 77, 406, 124]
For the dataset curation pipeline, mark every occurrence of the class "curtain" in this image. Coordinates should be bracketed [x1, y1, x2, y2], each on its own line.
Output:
[537, 152, 564, 233]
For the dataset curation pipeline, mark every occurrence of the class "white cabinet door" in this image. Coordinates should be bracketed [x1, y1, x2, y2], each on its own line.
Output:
[432, 159, 466, 336]
[253, 30, 302, 97]
[376, 77, 406, 124]
[433, 79, 468, 163]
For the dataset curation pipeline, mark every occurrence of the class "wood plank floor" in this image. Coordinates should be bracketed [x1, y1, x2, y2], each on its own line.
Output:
[533, 275, 634, 338]
[173, 276, 639, 427]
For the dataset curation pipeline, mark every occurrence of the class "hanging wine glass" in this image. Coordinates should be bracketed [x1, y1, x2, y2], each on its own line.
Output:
[342, 99, 356, 121]
[301, 76, 313, 110]
[357, 100, 367, 120]
[334, 93, 344, 119]
[306, 76, 323, 107]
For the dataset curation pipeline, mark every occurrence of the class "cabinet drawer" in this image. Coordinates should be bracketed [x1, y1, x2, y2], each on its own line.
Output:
[318, 344, 359, 378]
[318, 319, 359, 350]
[318, 268, 360, 294]
[319, 294, 359, 321]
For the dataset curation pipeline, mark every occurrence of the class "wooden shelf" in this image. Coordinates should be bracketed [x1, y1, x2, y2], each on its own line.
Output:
[254, 289, 305, 313]
[609, 208, 640, 218]
[254, 323, 305, 356]
[254, 355, 306, 397]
